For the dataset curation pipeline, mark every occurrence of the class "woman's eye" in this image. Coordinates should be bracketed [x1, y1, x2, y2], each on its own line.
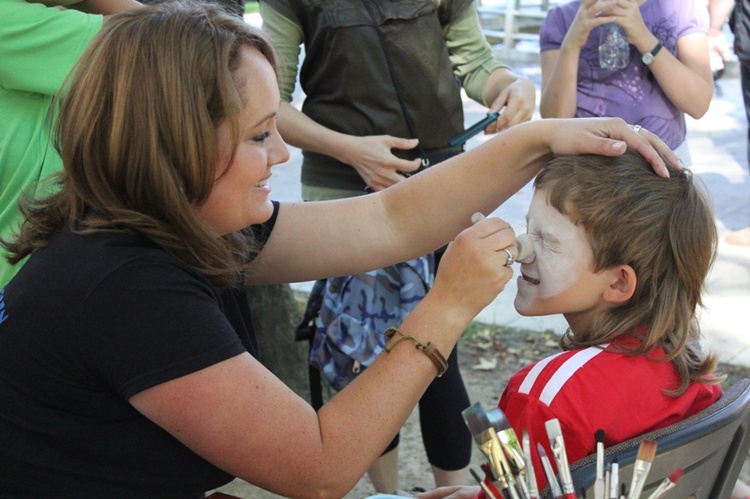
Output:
[253, 131, 270, 143]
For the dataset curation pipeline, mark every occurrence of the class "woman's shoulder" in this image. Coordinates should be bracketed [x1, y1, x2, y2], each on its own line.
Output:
[34, 227, 212, 298]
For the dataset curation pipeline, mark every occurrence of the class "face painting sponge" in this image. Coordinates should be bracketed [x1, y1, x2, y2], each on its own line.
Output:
[514, 233, 534, 262]
[470, 212, 535, 264]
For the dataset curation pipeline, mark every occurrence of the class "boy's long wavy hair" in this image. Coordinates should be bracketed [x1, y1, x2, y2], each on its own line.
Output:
[535, 151, 721, 395]
[2, 1, 278, 289]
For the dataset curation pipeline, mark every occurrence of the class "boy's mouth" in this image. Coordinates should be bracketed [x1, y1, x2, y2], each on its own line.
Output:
[521, 273, 540, 285]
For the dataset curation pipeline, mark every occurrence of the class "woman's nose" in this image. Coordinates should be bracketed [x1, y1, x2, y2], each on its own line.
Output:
[269, 130, 290, 166]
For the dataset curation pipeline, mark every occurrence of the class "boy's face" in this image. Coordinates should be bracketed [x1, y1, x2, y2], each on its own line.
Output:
[514, 189, 616, 332]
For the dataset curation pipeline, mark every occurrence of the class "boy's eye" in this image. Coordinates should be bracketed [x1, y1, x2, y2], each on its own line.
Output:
[530, 232, 556, 251]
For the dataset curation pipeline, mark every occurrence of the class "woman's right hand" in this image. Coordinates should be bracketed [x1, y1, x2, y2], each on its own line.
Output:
[426, 216, 517, 328]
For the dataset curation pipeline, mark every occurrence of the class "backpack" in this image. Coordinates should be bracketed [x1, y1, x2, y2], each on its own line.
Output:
[308, 255, 434, 392]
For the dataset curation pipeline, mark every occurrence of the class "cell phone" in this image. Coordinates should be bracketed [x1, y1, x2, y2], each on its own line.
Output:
[448, 111, 501, 148]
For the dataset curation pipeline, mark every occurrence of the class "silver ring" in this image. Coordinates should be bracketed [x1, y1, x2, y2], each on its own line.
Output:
[503, 248, 515, 267]
[632, 124, 642, 134]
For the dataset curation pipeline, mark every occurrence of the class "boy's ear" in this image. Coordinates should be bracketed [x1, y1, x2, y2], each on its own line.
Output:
[602, 265, 636, 304]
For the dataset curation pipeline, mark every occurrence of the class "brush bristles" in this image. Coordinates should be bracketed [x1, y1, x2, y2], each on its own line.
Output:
[636, 440, 657, 463]
[668, 468, 684, 483]
[595, 429, 605, 444]
[462, 402, 491, 443]
[487, 407, 512, 431]
[470, 468, 484, 484]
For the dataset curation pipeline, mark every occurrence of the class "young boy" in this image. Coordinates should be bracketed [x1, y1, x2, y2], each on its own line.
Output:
[498, 149, 723, 492]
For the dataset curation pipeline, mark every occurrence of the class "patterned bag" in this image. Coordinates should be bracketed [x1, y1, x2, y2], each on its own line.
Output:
[309, 255, 434, 391]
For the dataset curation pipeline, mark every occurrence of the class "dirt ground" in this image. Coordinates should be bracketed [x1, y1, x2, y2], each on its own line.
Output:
[215, 324, 750, 499]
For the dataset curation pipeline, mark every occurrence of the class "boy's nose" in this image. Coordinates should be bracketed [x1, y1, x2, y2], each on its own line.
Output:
[515, 233, 535, 264]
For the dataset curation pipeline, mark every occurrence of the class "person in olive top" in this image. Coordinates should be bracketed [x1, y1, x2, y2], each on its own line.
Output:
[260, 0, 536, 490]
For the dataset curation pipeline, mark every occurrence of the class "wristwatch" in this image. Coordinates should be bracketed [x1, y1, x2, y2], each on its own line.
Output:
[641, 41, 663, 65]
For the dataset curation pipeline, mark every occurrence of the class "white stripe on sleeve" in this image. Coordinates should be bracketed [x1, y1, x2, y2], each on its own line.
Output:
[538, 346, 607, 406]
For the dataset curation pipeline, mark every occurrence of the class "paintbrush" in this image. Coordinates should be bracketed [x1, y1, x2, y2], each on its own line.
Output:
[463, 403, 502, 476]
[645, 468, 683, 499]
[594, 429, 606, 499]
[537, 443, 563, 499]
[486, 407, 529, 499]
[523, 430, 540, 499]
[499, 460, 522, 499]
[608, 459, 619, 499]
[472, 466, 501, 499]
[486, 407, 526, 473]
[626, 440, 657, 499]
[463, 403, 521, 499]
[545, 419, 576, 499]
[604, 468, 610, 499]
[483, 463, 512, 499]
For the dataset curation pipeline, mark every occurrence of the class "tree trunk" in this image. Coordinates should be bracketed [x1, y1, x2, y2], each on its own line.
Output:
[245, 284, 312, 401]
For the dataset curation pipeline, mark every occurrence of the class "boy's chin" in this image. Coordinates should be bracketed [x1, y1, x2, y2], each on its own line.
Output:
[513, 300, 542, 317]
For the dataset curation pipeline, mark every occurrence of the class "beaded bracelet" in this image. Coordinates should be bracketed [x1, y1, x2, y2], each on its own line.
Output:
[384, 327, 448, 377]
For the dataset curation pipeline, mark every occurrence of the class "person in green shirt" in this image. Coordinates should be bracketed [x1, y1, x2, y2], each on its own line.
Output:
[0, 0, 139, 287]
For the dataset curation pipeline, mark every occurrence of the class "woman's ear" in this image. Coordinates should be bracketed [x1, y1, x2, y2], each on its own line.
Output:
[603, 265, 637, 304]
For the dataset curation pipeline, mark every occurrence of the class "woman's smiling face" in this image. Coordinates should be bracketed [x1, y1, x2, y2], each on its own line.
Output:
[196, 47, 289, 235]
[514, 188, 616, 332]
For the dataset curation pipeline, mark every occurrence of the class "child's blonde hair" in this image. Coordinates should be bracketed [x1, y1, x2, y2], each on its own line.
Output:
[534, 150, 720, 394]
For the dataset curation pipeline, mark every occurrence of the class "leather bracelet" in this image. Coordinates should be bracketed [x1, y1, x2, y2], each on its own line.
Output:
[384, 327, 448, 377]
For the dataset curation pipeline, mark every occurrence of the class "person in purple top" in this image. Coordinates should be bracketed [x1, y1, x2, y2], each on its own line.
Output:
[538, 0, 713, 165]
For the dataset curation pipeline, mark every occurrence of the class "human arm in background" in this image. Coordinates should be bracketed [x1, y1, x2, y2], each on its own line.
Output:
[26, 0, 140, 17]
[444, 4, 537, 132]
[131, 117, 674, 498]
[1, 1, 137, 96]
[540, 0, 617, 118]
[612, 0, 713, 118]
[259, 1, 423, 191]
[261, 0, 536, 191]
[248, 119, 673, 285]
[708, 0, 735, 72]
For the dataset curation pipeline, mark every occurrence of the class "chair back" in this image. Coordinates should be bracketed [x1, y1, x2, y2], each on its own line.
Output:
[552, 378, 750, 498]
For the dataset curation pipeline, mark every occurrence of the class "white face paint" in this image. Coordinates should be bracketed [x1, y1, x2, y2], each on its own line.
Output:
[514, 189, 616, 332]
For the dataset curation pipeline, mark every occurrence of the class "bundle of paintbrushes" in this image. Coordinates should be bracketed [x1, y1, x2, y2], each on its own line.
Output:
[592, 434, 681, 499]
[462, 405, 683, 499]
[462, 402, 532, 499]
